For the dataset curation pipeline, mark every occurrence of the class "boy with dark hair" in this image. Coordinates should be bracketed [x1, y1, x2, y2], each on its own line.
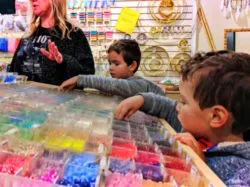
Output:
[115, 50, 250, 186]
[58, 39, 165, 97]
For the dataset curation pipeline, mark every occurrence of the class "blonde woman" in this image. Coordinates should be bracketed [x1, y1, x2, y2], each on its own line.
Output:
[8, 0, 95, 85]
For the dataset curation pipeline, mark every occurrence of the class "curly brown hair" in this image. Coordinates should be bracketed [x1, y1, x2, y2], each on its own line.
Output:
[181, 50, 250, 134]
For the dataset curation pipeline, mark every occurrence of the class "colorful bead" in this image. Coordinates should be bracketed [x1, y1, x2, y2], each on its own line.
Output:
[109, 158, 134, 174]
[136, 163, 163, 182]
[105, 172, 143, 187]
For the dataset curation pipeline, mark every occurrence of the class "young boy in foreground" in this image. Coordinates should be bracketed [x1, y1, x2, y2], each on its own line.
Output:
[58, 39, 165, 97]
[114, 50, 250, 186]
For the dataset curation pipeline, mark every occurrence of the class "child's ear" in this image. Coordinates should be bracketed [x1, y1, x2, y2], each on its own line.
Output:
[129, 61, 137, 72]
[210, 105, 229, 128]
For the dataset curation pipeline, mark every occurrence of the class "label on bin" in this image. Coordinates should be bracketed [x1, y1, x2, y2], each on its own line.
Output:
[191, 165, 198, 175]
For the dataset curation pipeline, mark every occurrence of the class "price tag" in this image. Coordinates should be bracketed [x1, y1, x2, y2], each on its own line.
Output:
[100, 157, 106, 168]
[98, 143, 104, 153]
[208, 183, 215, 187]
[177, 144, 182, 153]
[186, 153, 191, 164]
[191, 165, 198, 175]
[169, 136, 174, 145]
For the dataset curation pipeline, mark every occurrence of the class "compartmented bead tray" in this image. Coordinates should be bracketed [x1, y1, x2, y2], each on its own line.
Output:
[0, 83, 225, 186]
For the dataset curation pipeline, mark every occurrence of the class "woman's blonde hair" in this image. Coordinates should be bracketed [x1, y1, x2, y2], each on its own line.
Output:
[25, 0, 77, 39]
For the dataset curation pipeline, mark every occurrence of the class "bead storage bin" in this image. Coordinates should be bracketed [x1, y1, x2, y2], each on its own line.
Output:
[0, 151, 32, 175]
[166, 168, 203, 187]
[107, 157, 135, 174]
[56, 152, 105, 187]
[106, 118, 205, 186]
[0, 73, 17, 84]
[0, 83, 220, 186]
[0, 137, 44, 156]
[84, 141, 106, 154]
[42, 148, 70, 163]
[24, 157, 64, 183]
[43, 125, 89, 152]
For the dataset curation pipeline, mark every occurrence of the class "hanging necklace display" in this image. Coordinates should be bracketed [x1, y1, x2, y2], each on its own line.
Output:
[95, 9, 103, 23]
[136, 0, 191, 44]
[75, 0, 83, 9]
[141, 46, 170, 77]
[103, 0, 111, 23]
[150, 25, 192, 44]
[124, 34, 132, 40]
[105, 29, 113, 40]
[98, 28, 106, 41]
[221, 0, 231, 18]
[94, 0, 103, 23]
[170, 52, 191, 73]
[148, 0, 184, 24]
[220, 0, 249, 21]
[90, 26, 98, 41]
[232, 0, 248, 21]
[68, 0, 74, 9]
[136, 33, 148, 45]
[158, 0, 174, 20]
[177, 38, 189, 51]
[79, 0, 88, 24]
[84, 29, 90, 40]
[70, 12, 78, 21]
[231, 0, 239, 20]
[79, 11, 86, 23]
[87, 0, 95, 23]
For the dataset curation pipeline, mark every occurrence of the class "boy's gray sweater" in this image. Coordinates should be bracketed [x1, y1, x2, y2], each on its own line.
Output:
[77, 75, 165, 98]
[140, 92, 182, 132]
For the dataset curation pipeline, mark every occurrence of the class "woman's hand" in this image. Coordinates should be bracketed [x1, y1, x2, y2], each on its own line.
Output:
[174, 132, 205, 161]
[41, 40, 63, 64]
[114, 95, 144, 120]
[58, 76, 78, 92]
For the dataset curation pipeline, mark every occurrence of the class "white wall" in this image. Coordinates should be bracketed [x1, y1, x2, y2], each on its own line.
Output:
[197, 0, 250, 52]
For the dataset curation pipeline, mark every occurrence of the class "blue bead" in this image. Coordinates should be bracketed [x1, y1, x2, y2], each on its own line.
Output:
[58, 178, 69, 185]
[74, 178, 81, 184]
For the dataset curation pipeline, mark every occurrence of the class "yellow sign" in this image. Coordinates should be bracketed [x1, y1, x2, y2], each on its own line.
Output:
[115, 7, 140, 34]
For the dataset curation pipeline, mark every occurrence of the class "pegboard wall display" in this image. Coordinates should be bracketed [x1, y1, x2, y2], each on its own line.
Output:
[0, 0, 197, 79]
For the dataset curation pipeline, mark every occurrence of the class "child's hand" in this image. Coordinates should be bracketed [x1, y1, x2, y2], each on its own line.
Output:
[41, 40, 63, 64]
[58, 76, 78, 92]
[0, 64, 6, 71]
[174, 132, 205, 161]
[114, 95, 144, 120]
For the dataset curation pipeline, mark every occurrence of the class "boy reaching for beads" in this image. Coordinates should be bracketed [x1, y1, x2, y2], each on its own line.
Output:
[114, 51, 250, 186]
[58, 39, 165, 97]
